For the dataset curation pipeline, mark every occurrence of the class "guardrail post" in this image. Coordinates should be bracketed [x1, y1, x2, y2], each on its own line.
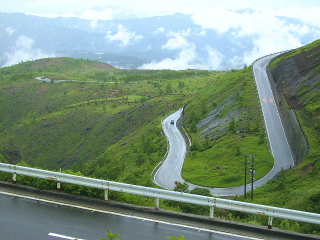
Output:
[155, 198, 160, 210]
[210, 206, 214, 219]
[268, 216, 273, 229]
[104, 189, 109, 200]
[57, 168, 61, 192]
[12, 173, 17, 184]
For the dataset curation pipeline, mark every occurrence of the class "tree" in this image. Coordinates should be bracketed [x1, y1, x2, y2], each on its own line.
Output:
[190, 187, 211, 196]
[166, 83, 173, 93]
[173, 181, 189, 193]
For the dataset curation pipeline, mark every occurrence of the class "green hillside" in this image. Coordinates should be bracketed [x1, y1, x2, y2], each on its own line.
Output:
[0, 39, 319, 234]
[223, 40, 319, 234]
[0, 57, 273, 188]
[0, 57, 217, 186]
[181, 67, 273, 187]
[246, 40, 320, 231]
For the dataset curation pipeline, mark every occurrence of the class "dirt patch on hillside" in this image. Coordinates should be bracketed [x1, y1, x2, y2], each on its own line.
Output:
[32, 58, 64, 68]
[90, 62, 114, 69]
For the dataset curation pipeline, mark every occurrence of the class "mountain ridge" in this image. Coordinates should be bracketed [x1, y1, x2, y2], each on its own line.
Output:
[1, 11, 319, 69]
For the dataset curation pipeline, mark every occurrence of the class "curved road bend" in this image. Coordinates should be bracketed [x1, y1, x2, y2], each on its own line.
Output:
[154, 53, 294, 196]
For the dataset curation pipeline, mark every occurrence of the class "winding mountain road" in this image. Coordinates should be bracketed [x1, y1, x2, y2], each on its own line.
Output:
[154, 53, 295, 196]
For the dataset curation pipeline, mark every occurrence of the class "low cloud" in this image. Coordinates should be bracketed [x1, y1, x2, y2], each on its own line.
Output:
[140, 29, 224, 70]
[139, 46, 197, 70]
[1, 35, 56, 68]
[139, 44, 224, 70]
[191, 7, 317, 66]
[105, 24, 143, 47]
[206, 46, 223, 70]
[162, 30, 191, 50]
[153, 27, 165, 34]
[6, 27, 15, 36]
[81, 8, 113, 21]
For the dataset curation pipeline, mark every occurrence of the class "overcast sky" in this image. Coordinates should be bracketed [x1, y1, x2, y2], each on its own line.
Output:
[1, 0, 320, 69]
[1, 0, 320, 23]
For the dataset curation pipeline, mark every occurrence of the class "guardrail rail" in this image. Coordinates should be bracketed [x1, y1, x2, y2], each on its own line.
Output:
[0, 163, 319, 229]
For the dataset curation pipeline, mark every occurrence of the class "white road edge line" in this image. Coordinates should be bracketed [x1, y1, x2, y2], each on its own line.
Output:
[48, 232, 85, 240]
[0, 191, 264, 240]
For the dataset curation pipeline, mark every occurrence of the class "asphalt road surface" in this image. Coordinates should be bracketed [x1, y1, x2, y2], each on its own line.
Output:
[154, 109, 187, 190]
[0, 192, 268, 240]
[154, 54, 294, 196]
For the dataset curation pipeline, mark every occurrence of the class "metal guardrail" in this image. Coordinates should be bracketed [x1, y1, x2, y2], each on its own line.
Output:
[0, 163, 319, 228]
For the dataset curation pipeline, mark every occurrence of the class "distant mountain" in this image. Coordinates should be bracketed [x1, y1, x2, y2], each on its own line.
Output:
[0, 11, 319, 69]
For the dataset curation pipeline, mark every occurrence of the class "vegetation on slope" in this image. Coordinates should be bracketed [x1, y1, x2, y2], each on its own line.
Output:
[0, 57, 274, 188]
[0, 57, 215, 187]
[182, 67, 273, 187]
[237, 39, 320, 234]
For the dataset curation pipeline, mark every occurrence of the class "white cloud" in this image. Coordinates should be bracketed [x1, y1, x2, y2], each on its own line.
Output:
[206, 46, 223, 70]
[1, 35, 56, 67]
[153, 27, 165, 34]
[139, 46, 198, 70]
[191, 7, 317, 67]
[90, 20, 98, 29]
[199, 30, 206, 36]
[242, 34, 302, 65]
[191, 8, 240, 34]
[139, 44, 224, 70]
[161, 29, 192, 50]
[81, 8, 113, 21]
[105, 24, 143, 47]
[6, 27, 15, 36]
[275, 6, 320, 28]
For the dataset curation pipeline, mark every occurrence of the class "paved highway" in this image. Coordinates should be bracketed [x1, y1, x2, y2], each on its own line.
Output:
[154, 54, 295, 196]
[154, 109, 187, 190]
[0, 192, 268, 240]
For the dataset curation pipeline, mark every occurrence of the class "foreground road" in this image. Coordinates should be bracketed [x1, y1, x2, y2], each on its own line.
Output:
[1, 183, 315, 240]
[154, 53, 294, 196]
[0, 191, 269, 240]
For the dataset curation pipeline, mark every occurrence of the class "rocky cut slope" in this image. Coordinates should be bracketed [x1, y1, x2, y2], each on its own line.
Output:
[269, 40, 320, 165]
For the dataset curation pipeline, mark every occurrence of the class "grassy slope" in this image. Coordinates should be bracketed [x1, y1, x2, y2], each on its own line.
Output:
[0, 57, 215, 187]
[182, 67, 273, 187]
[0, 57, 273, 188]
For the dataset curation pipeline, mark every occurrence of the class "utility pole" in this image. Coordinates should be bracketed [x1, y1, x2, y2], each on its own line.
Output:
[244, 155, 247, 198]
[251, 155, 255, 200]
[244, 155, 255, 200]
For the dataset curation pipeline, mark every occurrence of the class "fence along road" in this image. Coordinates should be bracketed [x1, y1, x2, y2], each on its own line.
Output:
[0, 162, 319, 229]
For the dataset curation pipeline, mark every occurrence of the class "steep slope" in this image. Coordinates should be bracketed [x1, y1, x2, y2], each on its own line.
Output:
[269, 40, 320, 164]
[247, 40, 320, 234]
